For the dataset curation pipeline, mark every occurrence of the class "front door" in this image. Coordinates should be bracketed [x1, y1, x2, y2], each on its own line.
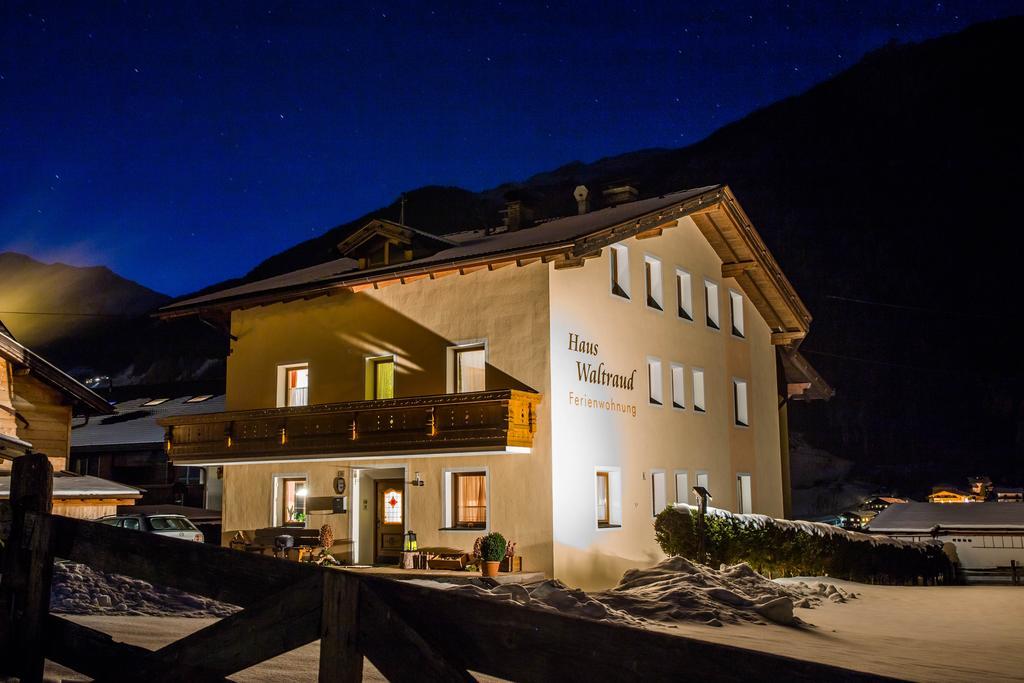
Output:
[374, 479, 405, 564]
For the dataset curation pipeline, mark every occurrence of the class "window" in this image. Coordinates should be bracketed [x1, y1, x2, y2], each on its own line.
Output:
[123, 518, 141, 531]
[185, 394, 214, 403]
[451, 344, 486, 393]
[647, 358, 663, 406]
[676, 268, 693, 321]
[696, 471, 709, 496]
[279, 477, 308, 525]
[737, 474, 752, 514]
[670, 364, 685, 409]
[367, 356, 395, 400]
[174, 466, 204, 485]
[692, 368, 706, 413]
[729, 290, 745, 338]
[644, 255, 663, 310]
[651, 470, 667, 516]
[445, 470, 487, 529]
[733, 378, 749, 426]
[674, 471, 689, 504]
[704, 279, 720, 329]
[141, 398, 170, 407]
[596, 468, 622, 528]
[276, 364, 309, 407]
[609, 244, 630, 299]
[382, 487, 403, 524]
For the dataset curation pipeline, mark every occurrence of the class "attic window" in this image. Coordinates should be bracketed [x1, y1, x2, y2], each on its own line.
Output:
[185, 394, 214, 403]
[142, 398, 170, 407]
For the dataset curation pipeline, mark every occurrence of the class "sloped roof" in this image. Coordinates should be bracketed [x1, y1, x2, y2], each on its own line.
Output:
[869, 502, 1024, 532]
[0, 326, 112, 415]
[0, 471, 142, 500]
[72, 394, 226, 449]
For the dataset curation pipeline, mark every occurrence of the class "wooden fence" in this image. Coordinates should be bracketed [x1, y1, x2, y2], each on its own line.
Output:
[0, 454, 900, 682]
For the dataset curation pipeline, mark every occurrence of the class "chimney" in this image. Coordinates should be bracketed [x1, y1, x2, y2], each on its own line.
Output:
[602, 184, 639, 206]
[503, 199, 534, 232]
[574, 185, 590, 215]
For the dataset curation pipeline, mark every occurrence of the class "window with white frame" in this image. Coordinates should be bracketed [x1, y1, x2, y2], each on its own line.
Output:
[272, 474, 309, 526]
[609, 244, 630, 299]
[644, 255, 663, 311]
[443, 469, 488, 530]
[676, 268, 693, 321]
[737, 473, 753, 514]
[696, 471, 709, 496]
[674, 471, 689, 504]
[450, 343, 486, 393]
[277, 363, 309, 408]
[366, 356, 395, 400]
[596, 467, 622, 528]
[729, 290, 745, 338]
[733, 378, 749, 426]
[704, 279, 720, 329]
[671, 363, 685, 409]
[691, 368, 706, 413]
[651, 470, 667, 516]
[648, 357, 663, 406]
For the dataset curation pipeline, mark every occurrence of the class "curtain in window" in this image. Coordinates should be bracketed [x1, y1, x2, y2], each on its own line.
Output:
[456, 348, 486, 392]
[375, 359, 394, 399]
[596, 473, 609, 523]
[455, 473, 486, 526]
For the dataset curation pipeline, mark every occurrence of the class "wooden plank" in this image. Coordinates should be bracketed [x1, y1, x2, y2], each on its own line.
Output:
[44, 615, 172, 681]
[721, 260, 758, 278]
[360, 576, 895, 683]
[41, 512, 315, 607]
[357, 582, 474, 683]
[0, 453, 54, 683]
[771, 330, 806, 345]
[137, 575, 325, 682]
[319, 570, 363, 682]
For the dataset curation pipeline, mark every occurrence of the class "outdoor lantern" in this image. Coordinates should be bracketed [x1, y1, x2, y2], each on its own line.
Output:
[404, 530, 418, 551]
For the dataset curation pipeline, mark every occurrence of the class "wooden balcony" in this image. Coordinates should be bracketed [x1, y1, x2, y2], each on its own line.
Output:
[158, 389, 542, 465]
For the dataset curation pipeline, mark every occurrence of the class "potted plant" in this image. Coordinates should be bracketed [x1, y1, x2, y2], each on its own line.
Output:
[475, 532, 507, 578]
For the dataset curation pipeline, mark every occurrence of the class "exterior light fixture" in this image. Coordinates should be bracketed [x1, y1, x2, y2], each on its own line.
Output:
[404, 530, 418, 551]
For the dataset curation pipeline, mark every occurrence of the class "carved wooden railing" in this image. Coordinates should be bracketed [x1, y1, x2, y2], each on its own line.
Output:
[158, 389, 541, 464]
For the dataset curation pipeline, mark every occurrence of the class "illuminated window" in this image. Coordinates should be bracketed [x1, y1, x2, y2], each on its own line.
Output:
[644, 255, 663, 311]
[450, 471, 486, 529]
[736, 474, 752, 514]
[647, 357, 663, 406]
[676, 268, 694, 321]
[596, 467, 622, 528]
[692, 368, 706, 413]
[671, 363, 685, 409]
[453, 345, 486, 393]
[674, 471, 689, 504]
[651, 470, 667, 516]
[367, 356, 395, 399]
[729, 290, 745, 338]
[280, 477, 308, 525]
[733, 378, 749, 426]
[276, 364, 308, 407]
[142, 398, 170, 406]
[609, 244, 630, 299]
[185, 394, 214, 403]
[704, 279, 720, 329]
[382, 487, 403, 525]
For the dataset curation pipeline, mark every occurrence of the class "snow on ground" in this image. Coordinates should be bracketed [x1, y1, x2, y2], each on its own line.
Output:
[420, 556, 856, 628]
[50, 560, 239, 618]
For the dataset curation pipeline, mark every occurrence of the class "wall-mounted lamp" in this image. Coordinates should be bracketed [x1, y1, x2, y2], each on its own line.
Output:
[411, 472, 424, 487]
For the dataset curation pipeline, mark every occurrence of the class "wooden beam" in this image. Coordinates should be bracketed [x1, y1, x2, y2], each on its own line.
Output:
[400, 273, 429, 284]
[430, 268, 458, 279]
[375, 278, 401, 289]
[137, 575, 326, 682]
[350, 283, 374, 293]
[721, 260, 759, 278]
[553, 256, 586, 270]
[515, 257, 540, 267]
[319, 571, 363, 683]
[43, 512, 314, 608]
[458, 265, 485, 275]
[45, 615, 165, 681]
[635, 227, 663, 240]
[357, 583, 474, 682]
[771, 331, 806, 345]
[0, 453, 54, 683]
[487, 260, 513, 271]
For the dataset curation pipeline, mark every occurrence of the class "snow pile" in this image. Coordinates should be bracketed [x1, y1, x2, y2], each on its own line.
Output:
[50, 560, 239, 617]
[419, 557, 856, 628]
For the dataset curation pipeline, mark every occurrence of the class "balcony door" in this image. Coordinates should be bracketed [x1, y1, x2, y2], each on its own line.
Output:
[374, 478, 405, 564]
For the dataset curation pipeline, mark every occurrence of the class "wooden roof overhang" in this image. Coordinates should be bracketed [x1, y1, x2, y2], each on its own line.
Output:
[157, 186, 811, 348]
[0, 331, 113, 416]
[158, 389, 541, 466]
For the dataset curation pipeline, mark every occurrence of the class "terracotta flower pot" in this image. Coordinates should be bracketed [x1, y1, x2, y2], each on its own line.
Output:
[481, 560, 500, 577]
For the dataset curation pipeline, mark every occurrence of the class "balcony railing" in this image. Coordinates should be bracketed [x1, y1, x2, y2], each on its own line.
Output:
[158, 389, 541, 465]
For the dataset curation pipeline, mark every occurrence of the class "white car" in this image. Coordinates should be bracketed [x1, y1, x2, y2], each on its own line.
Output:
[97, 513, 205, 543]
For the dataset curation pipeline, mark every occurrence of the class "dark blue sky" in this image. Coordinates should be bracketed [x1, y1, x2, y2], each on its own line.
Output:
[2, 1, 1020, 295]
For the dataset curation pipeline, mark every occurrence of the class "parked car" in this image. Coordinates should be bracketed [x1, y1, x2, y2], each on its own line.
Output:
[97, 513, 204, 543]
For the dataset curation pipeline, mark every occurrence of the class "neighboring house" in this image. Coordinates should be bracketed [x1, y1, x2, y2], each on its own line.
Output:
[157, 184, 831, 589]
[862, 496, 909, 512]
[928, 488, 975, 504]
[868, 502, 1024, 570]
[995, 487, 1024, 503]
[70, 393, 226, 510]
[0, 321, 141, 519]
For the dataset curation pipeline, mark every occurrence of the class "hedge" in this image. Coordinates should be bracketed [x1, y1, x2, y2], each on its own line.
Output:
[655, 505, 955, 584]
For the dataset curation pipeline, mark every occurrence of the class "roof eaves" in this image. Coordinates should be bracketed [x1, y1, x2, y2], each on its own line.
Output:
[0, 331, 113, 415]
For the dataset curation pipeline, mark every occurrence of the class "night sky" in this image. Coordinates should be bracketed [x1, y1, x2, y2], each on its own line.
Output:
[2, 1, 1020, 296]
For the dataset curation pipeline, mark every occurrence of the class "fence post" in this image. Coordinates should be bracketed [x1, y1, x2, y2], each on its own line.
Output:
[0, 452, 55, 683]
[319, 570, 363, 682]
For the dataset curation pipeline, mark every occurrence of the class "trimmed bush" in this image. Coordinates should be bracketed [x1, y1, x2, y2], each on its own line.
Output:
[655, 505, 954, 584]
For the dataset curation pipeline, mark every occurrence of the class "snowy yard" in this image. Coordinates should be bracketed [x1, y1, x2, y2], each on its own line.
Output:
[43, 563, 1024, 682]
